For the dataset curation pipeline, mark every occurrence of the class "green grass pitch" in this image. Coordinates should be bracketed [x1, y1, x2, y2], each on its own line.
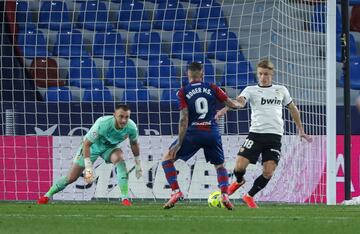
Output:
[1, 201, 360, 234]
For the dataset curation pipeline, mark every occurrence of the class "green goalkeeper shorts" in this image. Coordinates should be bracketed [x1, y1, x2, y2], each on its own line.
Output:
[73, 145, 121, 168]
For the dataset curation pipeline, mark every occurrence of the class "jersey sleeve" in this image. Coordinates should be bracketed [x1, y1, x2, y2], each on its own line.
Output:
[239, 86, 250, 101]
[210, 83, 228, 102]
[282, 86, 293, 106]
[128, 120, 139, 143]
[177, 87, 188, 110]
[84, 117, 102, 143]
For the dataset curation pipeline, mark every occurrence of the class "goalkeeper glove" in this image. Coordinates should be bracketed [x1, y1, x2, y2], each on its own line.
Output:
[134, 156, 143, 179]
[84, 158, 95, 183]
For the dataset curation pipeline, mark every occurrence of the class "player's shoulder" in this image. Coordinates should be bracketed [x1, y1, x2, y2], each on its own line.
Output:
[272, 84, 290, 93]
[242, 85, 258, 92]
[95, 115, 113, 124]
[126, 119, 138, 129]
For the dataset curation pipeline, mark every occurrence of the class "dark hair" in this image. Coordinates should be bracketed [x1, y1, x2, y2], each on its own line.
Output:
[188, 62, 203, 72]
[115, 104, 130, 111]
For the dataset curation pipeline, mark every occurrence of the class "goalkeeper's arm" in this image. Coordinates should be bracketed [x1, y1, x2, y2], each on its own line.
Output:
[83, 139, 95, 183]
[130, 140, 142, 179]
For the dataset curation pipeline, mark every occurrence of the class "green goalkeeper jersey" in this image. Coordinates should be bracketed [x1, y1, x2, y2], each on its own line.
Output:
[84, 115, 139, 156]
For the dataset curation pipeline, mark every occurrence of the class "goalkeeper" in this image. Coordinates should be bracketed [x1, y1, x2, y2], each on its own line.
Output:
[37, 104, 142, 206]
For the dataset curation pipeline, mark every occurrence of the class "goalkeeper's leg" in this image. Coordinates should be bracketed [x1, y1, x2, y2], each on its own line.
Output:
[110, 149, 132, 206]
[37, 163, 83, 204]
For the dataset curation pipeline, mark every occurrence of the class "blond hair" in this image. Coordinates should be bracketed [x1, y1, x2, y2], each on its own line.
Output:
[257, 59, 274, 70]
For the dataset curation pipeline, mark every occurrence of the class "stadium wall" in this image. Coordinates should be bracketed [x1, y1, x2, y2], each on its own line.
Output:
[2, 135, 360, 203]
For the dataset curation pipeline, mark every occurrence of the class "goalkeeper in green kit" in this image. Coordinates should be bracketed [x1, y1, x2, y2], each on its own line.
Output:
[37, 104, 143, 206]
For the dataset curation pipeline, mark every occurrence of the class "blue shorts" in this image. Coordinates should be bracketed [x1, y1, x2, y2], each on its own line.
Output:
[170, 131, 224, 165]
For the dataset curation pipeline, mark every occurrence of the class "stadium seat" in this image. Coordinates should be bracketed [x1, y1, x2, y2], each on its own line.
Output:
[122, 89, 151, 102]
[29, 57, 65, 88]
[310, 4, 341, 33]
[53, 30, 89, 57]
[93, 32, 126, 59]
[221, 61, 256, 88]
[117, 1, 151, 31]
[68, 57, 104, 89]
[77, 1, 113, 31]
[339, 56, 360, 90]
[147, 57, 180, 89]
[45, 86, 72, 102]
[171, 31, 204, 61]
[350, 6, 360, 32]
[17, 30, 49, 58]
[82, 87, 113, 102]
[153, 1, 191, 31]
[194, 1, 228, 30]
[207, 30, 241, 62]
[16, 1, 36, 32]
[161, 89, 179, 104]
[130, 32, 162, 59]
[38, 1, 72, 31]
[105, 57, 144, 89]
[336, 33, 357, 62]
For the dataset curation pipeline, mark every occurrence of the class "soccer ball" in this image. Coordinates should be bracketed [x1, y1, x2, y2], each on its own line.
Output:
[207, 191, 224, 208]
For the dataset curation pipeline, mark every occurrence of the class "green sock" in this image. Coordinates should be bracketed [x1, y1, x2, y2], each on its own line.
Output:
[116, 162, 128, 199]
[45, 176, 69, 197]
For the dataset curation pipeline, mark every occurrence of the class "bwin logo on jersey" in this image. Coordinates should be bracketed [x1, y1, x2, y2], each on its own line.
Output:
[260, 97, 281, 105]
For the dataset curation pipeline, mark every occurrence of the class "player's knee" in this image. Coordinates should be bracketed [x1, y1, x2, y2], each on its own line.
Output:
[111, 152, 124, 164]
[67, 175, 77, 184]
[162, 151, 172, 162]
[262, 170, 274, 179]
[234, 169, 246, 183]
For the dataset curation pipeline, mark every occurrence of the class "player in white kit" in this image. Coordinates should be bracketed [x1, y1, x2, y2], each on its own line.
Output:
[216, 59, 312, 208]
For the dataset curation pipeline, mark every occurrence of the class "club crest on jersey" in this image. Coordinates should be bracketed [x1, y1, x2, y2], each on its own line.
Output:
[260, 97, 281, 105]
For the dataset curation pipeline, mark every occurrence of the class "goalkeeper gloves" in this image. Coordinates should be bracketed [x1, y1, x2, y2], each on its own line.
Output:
[84, 157, 95, 183]
[134, 156, 143, 179]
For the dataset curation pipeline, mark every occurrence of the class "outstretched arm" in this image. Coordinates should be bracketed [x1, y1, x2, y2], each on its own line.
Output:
[169, 108, 189, 159]
[215, 96, 246, 120]
[288, 102, 312, 143]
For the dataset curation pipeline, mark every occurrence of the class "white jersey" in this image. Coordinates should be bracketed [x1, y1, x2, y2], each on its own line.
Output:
[240, 84, 292, 136]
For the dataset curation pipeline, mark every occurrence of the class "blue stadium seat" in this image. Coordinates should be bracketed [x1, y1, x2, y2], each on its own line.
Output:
[122, 89, 151, 102]
[339, 56, 360, 90]
[68, 57, 104, 88]
[93, 32, 126, 59]
[77, 1, 113, 31]
[118, 1, 151, 31]
[161, 89, 179, 104]
[45, 86, 72, 102]
[153, 1, 191, 31]
[82, 87, 113, 102]
[194, 1, 228, 30]
[336, 33, 357, 62]
[53, 30, 89, 57]
[221, 61, 256, 88]
[38, 1, 72, 31]
[147, 57, 180, 88]
[311, 4, 342, 33]
[171, 31, 204, 61]
[130, 32, 162, 59]
[16, 1, 36, 32]
[207, 30, 240, 62]
[105, 57, 144, 89]
[17, 30, 49, 58]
